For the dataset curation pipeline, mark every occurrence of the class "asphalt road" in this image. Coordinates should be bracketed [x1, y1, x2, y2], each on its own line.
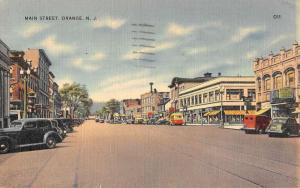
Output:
[0, 120, 300, 188]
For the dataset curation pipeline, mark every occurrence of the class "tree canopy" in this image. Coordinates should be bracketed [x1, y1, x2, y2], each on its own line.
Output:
[59, 82, 93, 118]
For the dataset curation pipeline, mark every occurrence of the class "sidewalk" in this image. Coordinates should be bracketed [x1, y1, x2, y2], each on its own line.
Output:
[186, 123, 243, 130]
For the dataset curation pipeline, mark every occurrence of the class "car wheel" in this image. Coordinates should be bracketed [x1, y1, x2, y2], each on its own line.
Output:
[258, 129, 264, 134]
[45, 136, 57, 149]
[0, 140, 10, 154]
[268, 133, 274, 137]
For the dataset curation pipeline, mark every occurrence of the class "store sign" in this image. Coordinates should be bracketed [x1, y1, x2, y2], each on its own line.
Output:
[278, 88, 294, 99]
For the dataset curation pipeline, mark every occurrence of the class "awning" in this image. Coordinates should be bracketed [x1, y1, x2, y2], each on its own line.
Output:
[255, 108, 270, 115]
[292, 108, 300, 114]
[203, 110, 220, 117]
[224, 110, 245, 116]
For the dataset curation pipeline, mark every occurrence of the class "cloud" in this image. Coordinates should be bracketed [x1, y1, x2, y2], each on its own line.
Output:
[91, 71, 169, 102]
[231, 26, 265, 43]
[40, 35, 75, 55]
[22, 23, 49, 38]
[184, 46, 210, 55]
[269, 34, 290, 47]
[166, 23, 195, 37]
[91, 17, 126, 29]
[70, 58, 102, 72]
[56, 77, 74, 87]
[122, 41, 177, 60]
[89, 52, 106, 61]
[245, 50, 258, 60]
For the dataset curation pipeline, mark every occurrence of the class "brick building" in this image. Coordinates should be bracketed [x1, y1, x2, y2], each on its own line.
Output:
[24, 49, 52, 118]
[141, 90, 170, 118]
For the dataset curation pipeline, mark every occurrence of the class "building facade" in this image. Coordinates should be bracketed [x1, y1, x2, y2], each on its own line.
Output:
[53, 82, 62, 118]
[179, 76, 256, 125]
[168, 73, 215, 113]
[0, 40, 11, 128]
[253, 41, 300, 120]
[120, 99, 141, 118]
[9, 51, 39, 119]
[141, 91, 170, 118]
[24, 49, 52, 118]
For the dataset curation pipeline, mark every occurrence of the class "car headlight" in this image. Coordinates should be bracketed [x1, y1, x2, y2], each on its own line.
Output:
[63, 130, 67, 134]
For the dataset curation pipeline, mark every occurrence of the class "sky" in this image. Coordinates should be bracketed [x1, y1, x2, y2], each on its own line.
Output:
[0, 0, 298, 102]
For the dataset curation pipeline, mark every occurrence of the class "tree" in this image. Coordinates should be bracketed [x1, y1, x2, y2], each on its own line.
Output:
[106, 99, 120, 114]
[59, 82, 93, 118]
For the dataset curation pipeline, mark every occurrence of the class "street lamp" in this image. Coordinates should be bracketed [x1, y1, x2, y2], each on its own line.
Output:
[174, 79, 179, 112]
[219, 87, 225, 127]
[20, 60, 33, 119]
[183, 105, 188, 125]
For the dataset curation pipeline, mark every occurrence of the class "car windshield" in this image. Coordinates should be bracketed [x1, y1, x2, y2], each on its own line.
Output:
[10, 121, 23, 128]
[271, 119, 287, 124]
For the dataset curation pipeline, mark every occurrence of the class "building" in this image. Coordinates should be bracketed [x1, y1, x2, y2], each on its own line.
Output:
[120, 99, 141, 119]
[48, 71, 55, 117]
[141, 89, 170, 118]
[168, 72, 215, 113]
[9, 51, 39, 119]
[24, 49, 52, 118]
[253, 41, 300, 120]
[53, 82, 62, 117]
[178, 76, 256, 125]
[0, 39, 11, 128]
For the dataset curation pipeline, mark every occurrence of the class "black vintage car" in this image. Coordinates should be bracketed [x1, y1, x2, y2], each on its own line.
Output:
[0, 118, 63, 154]
[266, 117, 300, 137]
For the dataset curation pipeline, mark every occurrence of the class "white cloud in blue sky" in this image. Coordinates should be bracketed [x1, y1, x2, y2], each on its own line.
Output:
[0, 0, 297, 101]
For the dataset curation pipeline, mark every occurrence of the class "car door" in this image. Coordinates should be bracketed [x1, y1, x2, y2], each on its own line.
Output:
[36, 120, 51, 143]
[19, 121, 38, 145]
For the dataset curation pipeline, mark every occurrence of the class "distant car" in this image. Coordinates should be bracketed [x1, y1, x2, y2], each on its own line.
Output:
[142, 118, 149, 125]
[156, 119, 170, 125]
[99, 119, 105, 123]
[266, 117, 300, 137]
[134, 118, 143, 124]
[147, 118, 157, 125]
[0, 118, 63, 154]
[126, 119, 134, 124]
[95, 118, 99, 122]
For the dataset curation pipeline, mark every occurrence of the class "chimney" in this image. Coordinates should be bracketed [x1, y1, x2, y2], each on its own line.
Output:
[204, 72, 212, 77]
[149, 82, 154, 93]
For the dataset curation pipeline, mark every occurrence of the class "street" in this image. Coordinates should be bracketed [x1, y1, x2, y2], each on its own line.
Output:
[0, 120, 299, 188]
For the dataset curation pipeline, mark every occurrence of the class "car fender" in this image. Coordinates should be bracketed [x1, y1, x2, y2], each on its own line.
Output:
[43, 131, 62, 144]
[0, 136, 17, 148]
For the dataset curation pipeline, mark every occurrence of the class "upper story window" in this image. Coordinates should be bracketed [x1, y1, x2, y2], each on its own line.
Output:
[286, 70, 295, 87]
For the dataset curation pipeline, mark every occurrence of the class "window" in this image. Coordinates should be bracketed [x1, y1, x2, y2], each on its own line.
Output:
[226, 89, 243, 100]
[286, 70, 295, 87]
[274, 74, 283, 89]
[199, 95, 202, 104]
[257, 78, 262, 92]
[195, 95, 198, 104]
[191, 96, 194, 105]
[209, 92, 214, 102]
[215, 90, 220, 101]
[248, 89, 256, 99]
[24, 122, 36, 129]
[264, 77, 271, 91]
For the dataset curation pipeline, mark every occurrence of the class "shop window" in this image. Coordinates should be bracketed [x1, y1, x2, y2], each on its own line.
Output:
[226, 89, 243, 100]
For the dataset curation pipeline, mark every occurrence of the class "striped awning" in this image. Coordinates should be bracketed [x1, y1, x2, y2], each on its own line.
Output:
[255, 108, 270, 115]
[203, 110, 220, 117]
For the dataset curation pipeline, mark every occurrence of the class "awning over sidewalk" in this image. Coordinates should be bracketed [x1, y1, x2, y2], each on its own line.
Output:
[224, 110, 244, 115]
[224, 110, 256, 116]
[255, 108, 270, 115]
[203, 110, 220, 117]
[292, 108, 300, 114]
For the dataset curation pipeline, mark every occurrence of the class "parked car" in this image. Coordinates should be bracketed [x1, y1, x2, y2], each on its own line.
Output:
[50, 119, 67, 138]
[156, 119, 170, 125]
[57, 118, 74, 133]
[0, 118, 63, 154]
[134, 118, 143, 124]
[99, 119, 105, 123]
[169, 113, 185, 125]
[266, 117, 300, 137]
[126, 119, 134, 124]
[147, 118, 157, 125]
[95, 118, 100, 122]
[242, 115, 271, 134]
